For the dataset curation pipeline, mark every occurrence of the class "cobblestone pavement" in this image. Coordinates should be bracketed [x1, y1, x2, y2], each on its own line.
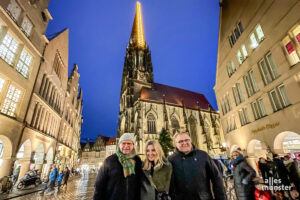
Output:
[6, 173, 96, 200]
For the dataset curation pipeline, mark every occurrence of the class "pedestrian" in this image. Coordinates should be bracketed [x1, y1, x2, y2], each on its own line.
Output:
[213, 158, 225, 176]
[168, 132, 226, 200]
[231, 151, 256, 200]
[296, 154, 300, 169]
[40, 164, 58, 195]
[283, 155, 300, 193]
[93, 133, 142, 200]
[271, 154, 290, 187]
[141, 140, 172, 200]
[258, 157, 272, 181]
[57, 171, 64, 190]
[12, 165, 21, 184]
[63, 167, 70, 188]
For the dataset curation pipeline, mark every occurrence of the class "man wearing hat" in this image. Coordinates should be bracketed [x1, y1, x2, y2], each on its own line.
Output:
[93, 133, 142, 200]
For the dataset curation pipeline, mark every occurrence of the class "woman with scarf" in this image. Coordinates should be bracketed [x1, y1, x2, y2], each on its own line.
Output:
[141, 140, 172, 200]
[232, 151, 256, 200]
[93, 133, 142, 200]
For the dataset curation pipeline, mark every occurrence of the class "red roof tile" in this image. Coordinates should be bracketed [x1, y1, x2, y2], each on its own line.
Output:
[140, 83, 215, 111]
[105, 138, 116, 145]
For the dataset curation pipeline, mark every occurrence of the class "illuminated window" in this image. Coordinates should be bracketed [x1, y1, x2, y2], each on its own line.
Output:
[7, 0, 21, 21]
[255, 25, 265, 42]
[244, 70, 259, 97]
[1, 85, 21, 117]
[0, 33, 19, 65]
[237, 45, 248, 65]
[250, 33, 258, 49]
[227, 61, 236, 77]
[282, 25, 300, 66]
[237, 50, 243, 65]
[21, 16, 33, 37]
[16, 49, 32, 78]
[241, 45, 248, 58]
[147, 114, 156, 134]
[0, 78, 5, 93]
[259, 53, 279, 85]
[232, 83, 244, 106]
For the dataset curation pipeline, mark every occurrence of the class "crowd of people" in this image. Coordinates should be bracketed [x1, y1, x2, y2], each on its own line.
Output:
[92, 132, 300, 200]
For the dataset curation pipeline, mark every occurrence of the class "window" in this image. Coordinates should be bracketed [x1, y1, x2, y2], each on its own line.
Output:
[239, 107, 250, 126]
[250, 33, 259, 49]
[21, 16, 33, 37]
[256, 25, 265, 42]
[227, 61, 236, 77]
[269, 89, 282, 111]
[249, 24, 264, 50]
[1, 85, 21, 117]
[282, 25, 300, 66]
[147, 114, 156, 134]
[224, 93, 232, 113]
[278, 84, 290, 107]
[251, 98, 267, 120]
[226, 115, 236, 133]
[7, 0, 21, 21]
[244, 70, 259, 97]
[232, 83, 244, 106]
[259, 53, 279, 85]
[237, 45, 248, 65]
[229, 21, 243, 47]
[0, 33, 19, 65]
[16, 49, 32, 78]
[0, 78, 5, 93]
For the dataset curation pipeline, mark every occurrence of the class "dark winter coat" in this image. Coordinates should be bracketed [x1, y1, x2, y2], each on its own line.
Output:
[271, 158, 290, 186]
[168, 148, 226, 200]
[93, 153, 142, 200]
[258, 162, 272, 180]
[285, 160, 300, 193]
[141, 158, 173, 200]
[233, 158, 256, 200]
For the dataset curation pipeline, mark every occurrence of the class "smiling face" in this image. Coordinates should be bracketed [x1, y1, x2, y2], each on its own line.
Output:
[146, 144, 158, 162]
[175, 133, 192, 154]
[119, 140, 134, 155]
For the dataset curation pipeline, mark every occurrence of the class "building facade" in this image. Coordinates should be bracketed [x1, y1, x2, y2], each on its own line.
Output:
[0, 0, 83, 179]
[215, 0, 300, 170]
[79, 135, 116, 172]
[117, 2, 225, 156]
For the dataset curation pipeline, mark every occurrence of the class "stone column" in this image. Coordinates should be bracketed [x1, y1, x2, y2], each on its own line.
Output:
[18, 159, 31, 180]
[0, 157, 14, 178]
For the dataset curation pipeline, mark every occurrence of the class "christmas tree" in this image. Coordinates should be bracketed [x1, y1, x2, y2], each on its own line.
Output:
[158, 128, 174, 156]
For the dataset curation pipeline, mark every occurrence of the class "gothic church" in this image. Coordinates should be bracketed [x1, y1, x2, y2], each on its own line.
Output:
[117, 2, 224, 155]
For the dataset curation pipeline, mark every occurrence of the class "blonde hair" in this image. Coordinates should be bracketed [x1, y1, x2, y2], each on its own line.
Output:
[143, 140, 165, 171]
[172, 132, 191, 146]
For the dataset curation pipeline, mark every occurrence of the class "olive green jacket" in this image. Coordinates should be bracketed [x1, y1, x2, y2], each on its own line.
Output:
[141, 158, 172, 200]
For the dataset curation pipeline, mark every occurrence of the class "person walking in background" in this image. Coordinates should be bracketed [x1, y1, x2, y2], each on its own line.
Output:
[57, 170, 64, 190]
[93, 133, 142, 200]
[283, 155, 300, 193]
[231, 151, 256, 200]
[12, 165, 21, 184]
[63, 167, 70, 188]
[258, 157, 272, 181]
[272, 154, 290, 188]
[141, 140, 172, 200]
[40, 164, 58, 195]
[169, 132, 226, 200]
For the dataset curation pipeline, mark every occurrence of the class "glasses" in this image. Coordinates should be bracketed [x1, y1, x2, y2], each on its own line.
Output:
[121, 142, 134, 146]
[177, 139, 191, 144]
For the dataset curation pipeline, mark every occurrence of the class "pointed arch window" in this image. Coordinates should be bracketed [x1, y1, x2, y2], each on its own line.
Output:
[188, 116, 198, 147]
[171, 116, 180, 135]
[147, 113, 156, 134]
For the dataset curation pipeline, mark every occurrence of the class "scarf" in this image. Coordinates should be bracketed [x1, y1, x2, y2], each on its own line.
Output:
[233, 154, 243, 164]
[116, 147, 136, 178]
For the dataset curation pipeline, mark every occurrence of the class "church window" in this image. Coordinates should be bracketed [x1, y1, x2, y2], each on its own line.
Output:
[188, 116, 198, 147]
[147, 113, 156, 134]
[171, 116, 180, 135]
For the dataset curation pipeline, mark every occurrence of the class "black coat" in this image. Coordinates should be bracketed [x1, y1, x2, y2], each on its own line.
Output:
[271, 158, 290, 186]
[93, 154, 142, 200]
[168, 148, 226, 200]
[233, 159, 256, 200]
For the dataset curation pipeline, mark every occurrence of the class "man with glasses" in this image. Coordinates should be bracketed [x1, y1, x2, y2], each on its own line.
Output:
[169, 132, 226, 200]
[93, 133, 142, 200]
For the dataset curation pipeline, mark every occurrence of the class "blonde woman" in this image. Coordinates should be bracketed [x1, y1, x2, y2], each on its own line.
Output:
[141, 140, 172, 200]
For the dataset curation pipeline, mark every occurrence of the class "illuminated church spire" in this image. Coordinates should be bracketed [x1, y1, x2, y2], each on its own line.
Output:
[130, 1, 146, 48]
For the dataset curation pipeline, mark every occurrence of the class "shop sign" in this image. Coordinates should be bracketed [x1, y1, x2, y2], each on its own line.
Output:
[252, 122, 280, 134]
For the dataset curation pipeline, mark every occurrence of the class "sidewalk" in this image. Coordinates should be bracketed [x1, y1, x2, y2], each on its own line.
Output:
[0, 175, 80, 200]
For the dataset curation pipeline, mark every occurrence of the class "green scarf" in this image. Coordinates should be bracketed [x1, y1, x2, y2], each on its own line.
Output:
[116, 147, 136, 178]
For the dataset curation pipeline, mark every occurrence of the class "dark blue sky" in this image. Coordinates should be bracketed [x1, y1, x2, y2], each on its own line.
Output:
[46, 0, 220, 139]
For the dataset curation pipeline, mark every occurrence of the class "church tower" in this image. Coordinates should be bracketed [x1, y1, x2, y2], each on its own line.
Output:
[118, 2, 154, 137]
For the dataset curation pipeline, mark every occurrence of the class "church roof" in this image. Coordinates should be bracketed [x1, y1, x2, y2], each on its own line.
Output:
[140, 83, 215, 111]
[130, 1, 146, 48]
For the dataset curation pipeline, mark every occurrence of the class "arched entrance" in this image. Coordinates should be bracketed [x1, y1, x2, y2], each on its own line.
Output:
[247, 139, 269, 174]
[274, 131, 300, 157]
[15, 139, 32, 180]
[0, 135, 13, 178]
[34, 144, 45, 173]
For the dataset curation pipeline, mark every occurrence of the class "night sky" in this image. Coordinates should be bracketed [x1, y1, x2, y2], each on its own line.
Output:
[46, 0, 220, 140]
